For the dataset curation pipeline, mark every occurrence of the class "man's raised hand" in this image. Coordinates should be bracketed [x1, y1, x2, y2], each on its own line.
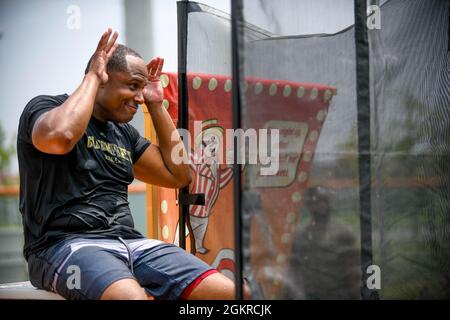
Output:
[88, 28, 119, 84]
[143, 57, 165, 107]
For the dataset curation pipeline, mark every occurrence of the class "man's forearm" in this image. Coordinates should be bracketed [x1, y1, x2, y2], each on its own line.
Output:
[148, 102, 191, 182]
[36, 72, 100, 150]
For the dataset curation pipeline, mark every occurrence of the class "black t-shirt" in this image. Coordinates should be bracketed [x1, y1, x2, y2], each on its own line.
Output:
[17, 94, 150, 259]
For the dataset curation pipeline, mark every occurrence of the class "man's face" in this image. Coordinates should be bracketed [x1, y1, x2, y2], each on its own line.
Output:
[95, 55, 148, 123]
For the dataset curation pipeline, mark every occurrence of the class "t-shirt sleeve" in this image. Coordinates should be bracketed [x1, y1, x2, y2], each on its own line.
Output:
[19, 96, 60, 144]
[127, 125, 151, 163]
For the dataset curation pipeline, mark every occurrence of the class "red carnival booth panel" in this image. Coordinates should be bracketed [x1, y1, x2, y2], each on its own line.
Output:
[156, 72, 336, 283]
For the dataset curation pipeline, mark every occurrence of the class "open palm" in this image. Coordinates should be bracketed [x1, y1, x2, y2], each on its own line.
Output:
[143, 57, 164, 106]
[89, 28, 118, 84]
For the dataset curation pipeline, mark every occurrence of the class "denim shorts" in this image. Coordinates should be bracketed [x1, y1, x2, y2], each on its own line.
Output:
[27, 236, 215, 300]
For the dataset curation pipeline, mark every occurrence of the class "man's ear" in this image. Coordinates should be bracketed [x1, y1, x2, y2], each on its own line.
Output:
[98, 72, 111, 88]
[98, 78, 109, 88]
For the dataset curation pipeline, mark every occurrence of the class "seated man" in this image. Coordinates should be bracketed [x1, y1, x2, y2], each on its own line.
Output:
[17, 28, 250, 300]
[283, 186, 360, 300]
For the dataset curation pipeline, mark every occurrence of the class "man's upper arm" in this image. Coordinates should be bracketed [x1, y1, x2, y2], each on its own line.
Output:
[133, 144, 185, 188]
[127, 124, 181, 188]
[19, 96, 56, 145]
[19, 95, 69, 154]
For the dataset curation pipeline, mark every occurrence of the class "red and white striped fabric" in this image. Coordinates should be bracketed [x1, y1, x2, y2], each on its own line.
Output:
[189, 153, 233, 218]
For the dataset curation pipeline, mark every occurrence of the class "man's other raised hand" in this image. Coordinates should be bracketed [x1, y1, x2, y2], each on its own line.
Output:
[88, 28, 119, 84]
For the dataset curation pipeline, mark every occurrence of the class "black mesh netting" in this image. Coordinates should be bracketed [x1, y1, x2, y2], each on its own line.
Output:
[180, 0, 450, 299]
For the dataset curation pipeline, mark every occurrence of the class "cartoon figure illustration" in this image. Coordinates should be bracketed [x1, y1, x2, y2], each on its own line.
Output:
[174, 119, 233, 254]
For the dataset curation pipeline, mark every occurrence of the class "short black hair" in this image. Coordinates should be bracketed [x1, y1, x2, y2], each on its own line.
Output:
[84, 44, 143, 75]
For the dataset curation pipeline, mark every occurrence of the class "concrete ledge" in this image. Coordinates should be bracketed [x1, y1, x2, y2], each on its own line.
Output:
[0, 281, 64, 300]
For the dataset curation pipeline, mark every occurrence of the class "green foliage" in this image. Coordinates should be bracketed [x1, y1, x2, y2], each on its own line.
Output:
[0, 123, 16, 184]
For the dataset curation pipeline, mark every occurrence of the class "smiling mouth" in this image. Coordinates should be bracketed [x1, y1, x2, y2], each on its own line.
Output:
[125, 104, 139, 113]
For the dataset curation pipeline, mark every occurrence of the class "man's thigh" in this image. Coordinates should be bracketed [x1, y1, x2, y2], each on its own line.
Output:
[29, 238, 137, 300]
[132, 241, 214, 300]
[53, 245, 135, 300]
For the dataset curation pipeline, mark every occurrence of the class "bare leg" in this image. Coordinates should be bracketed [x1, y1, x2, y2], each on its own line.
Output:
[186, 272, 252, 300]
[100, 278, 148, 300]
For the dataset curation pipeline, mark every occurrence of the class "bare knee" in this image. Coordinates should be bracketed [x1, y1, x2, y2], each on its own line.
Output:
[100, 278, 147, 300]
[186, 272, 252, 300]
[187, 272, 234, 300]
